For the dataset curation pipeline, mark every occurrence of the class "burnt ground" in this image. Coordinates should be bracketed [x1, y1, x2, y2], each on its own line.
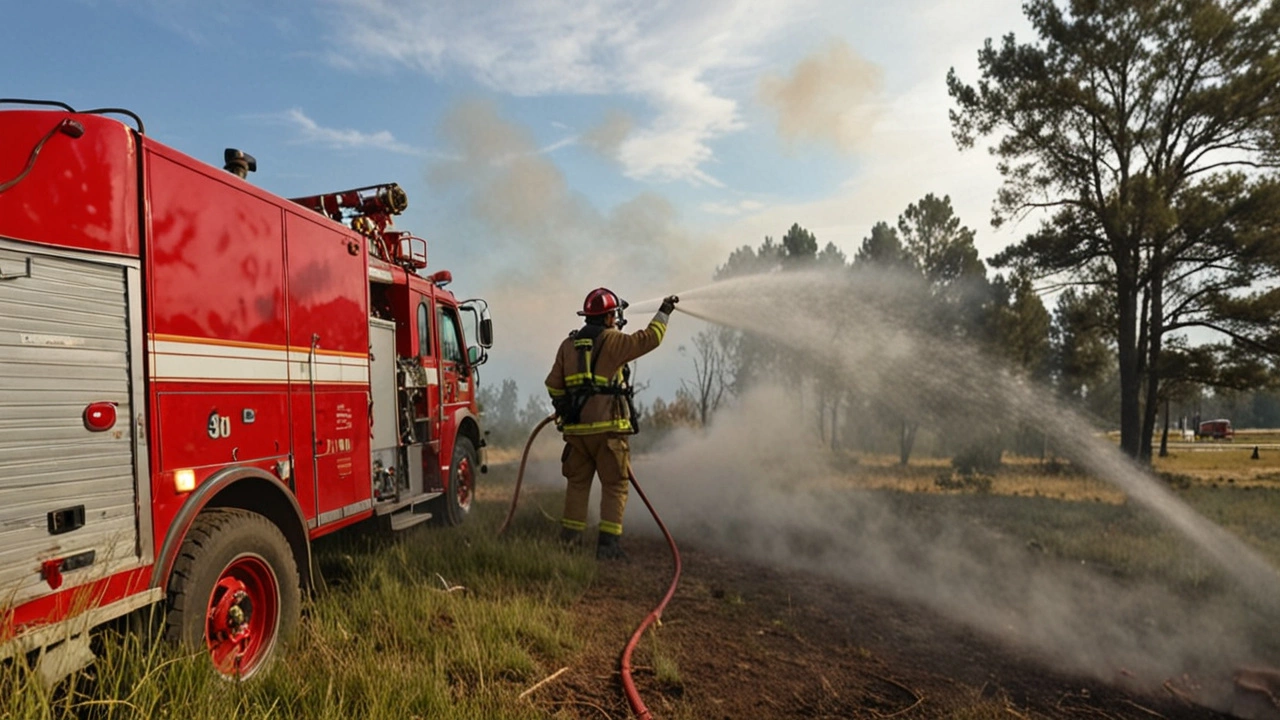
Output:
[529, 537, 1248, 720]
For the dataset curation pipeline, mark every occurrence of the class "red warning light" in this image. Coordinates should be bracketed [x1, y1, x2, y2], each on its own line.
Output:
[84, 402, 118, 432]
[41, 559, 63, 590]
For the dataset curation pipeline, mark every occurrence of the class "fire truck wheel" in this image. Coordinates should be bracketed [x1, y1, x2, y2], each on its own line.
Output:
[433, 436, 477, 526]
[164, 508, 301, 680]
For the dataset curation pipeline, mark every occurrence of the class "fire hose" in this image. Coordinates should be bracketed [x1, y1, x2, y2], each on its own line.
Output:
[618, 467, 682, 720]
[499, 415, 684, 719]
[495, 414, 555, 536]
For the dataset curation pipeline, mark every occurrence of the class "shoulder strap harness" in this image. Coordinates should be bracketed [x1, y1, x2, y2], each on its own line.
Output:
[559, 324, 639, 431]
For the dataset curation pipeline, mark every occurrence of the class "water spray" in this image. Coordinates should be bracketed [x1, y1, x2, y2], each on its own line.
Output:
[629, 273, 1280, 716]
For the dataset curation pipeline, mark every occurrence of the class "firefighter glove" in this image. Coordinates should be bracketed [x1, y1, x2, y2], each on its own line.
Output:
[551, 396, 570, 419]
[659, 295, 679, 315]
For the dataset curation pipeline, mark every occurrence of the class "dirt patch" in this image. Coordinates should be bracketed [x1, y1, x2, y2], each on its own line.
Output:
[533, 537, 1240, 720]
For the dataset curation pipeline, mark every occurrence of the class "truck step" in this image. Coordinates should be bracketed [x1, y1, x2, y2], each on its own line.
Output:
[388, 506, 433, 532]
[37, 633, 94, 688]
[375, 490, 443, 516]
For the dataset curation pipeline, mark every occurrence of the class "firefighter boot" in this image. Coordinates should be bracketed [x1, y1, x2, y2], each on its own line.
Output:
[559, 527, 583, 547]
[596, 532, 628, 561]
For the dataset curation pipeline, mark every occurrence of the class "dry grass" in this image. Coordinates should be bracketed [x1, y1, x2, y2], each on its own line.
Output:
[817, 452, 1130, 504]
[1152, 444, 1280, 486]
[798, 433, 1280, 503]
[483, 446, 527, 466]
[793, 441, 1280, 594]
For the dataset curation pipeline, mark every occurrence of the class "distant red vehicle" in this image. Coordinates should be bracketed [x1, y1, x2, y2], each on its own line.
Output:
[1197, 419, 1234, 440]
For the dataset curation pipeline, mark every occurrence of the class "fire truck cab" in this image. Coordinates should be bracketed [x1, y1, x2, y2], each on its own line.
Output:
[0, 100, 492, 681]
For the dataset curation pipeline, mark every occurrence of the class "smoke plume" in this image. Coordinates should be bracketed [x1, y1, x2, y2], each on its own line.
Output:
[427, 99, 724, 396]
[759, 40, 883, 153]
[581, 110, 634, 161]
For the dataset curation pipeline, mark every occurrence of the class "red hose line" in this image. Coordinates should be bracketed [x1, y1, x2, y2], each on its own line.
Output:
[500, 418, 683, 717]
[620, 468, 682, 720]
[496, 414, 556, 537]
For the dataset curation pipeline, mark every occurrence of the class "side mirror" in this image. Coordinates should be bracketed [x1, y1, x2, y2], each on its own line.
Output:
[479, 317, 493, 348]
[468, 346, 482, 365]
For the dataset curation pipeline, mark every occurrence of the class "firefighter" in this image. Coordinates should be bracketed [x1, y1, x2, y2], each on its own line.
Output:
[545, 288, 679, 560]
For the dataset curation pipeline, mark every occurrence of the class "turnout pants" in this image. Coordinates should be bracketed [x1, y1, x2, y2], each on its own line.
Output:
[560, 433, 631, 536]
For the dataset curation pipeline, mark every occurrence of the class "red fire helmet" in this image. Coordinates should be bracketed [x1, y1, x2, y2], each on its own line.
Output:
[578, 287, 628, 317]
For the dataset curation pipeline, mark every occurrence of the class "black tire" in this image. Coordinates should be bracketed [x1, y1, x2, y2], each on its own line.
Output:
[432, 436, 477, 526]
[164, 508, 300, 679]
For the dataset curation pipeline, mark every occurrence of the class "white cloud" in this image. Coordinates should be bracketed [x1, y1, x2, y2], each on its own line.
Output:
[321, 0, 821, 184]
[260, 108, 430, 156]
[701, 199, 766, 216]
[537, 135, 578, 155]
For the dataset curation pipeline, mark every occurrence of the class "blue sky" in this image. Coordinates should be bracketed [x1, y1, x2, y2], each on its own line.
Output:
[5, 0, 1035, 402]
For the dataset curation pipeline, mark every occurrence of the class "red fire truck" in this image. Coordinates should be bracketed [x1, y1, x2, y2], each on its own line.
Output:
[0, 100, 493, 680]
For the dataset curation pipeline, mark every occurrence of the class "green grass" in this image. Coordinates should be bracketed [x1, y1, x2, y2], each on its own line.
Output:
[647, 633, 681, 689]
[2, 496, 594, 720]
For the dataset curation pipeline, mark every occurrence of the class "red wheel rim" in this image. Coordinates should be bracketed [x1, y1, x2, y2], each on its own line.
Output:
[205, 554, 279, 678]
[455, 454, 473, 511]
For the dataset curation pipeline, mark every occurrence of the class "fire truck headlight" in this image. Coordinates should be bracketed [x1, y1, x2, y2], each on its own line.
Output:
[174, 469, 197, 494]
